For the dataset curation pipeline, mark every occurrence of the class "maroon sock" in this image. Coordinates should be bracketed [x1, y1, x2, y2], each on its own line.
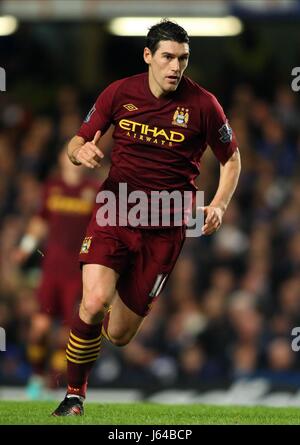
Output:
[66, 312, 102, 398]
[27, 342, 47, 376]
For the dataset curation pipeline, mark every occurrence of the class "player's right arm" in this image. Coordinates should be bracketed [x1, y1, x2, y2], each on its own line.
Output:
[70, 79, 123, 168]
[68, 130, 104, 168]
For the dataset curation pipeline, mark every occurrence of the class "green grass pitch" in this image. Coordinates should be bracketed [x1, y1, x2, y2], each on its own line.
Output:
[0, 402, 299, 425]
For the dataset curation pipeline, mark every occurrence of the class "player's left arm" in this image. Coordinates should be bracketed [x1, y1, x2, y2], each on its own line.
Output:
[201, 148, 241, 235]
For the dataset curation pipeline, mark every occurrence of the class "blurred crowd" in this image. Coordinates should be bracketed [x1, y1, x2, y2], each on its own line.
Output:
[1, 80, 300, 390]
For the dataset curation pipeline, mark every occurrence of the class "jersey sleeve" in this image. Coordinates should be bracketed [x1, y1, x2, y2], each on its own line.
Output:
[77, 80, 122, 141]
[205, 95, 238, 164]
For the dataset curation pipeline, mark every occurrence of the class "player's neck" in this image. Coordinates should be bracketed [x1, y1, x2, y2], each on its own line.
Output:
[148, 72, 167, 99]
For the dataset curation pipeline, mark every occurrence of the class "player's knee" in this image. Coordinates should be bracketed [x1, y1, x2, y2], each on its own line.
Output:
[81, 290, 112, 317]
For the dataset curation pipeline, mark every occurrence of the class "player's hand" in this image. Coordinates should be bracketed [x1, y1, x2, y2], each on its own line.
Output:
[200, 206, 223, 235]
[73, 131, 104, 168]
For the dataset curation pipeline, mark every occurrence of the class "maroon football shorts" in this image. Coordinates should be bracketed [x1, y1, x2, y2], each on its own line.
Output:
[79, 224, 186, 317]
[37, 271, 82, 325]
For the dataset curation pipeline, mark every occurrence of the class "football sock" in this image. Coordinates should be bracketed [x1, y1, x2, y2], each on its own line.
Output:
[49, 347, 67, 388]
[66, 312, 102, 398]
[27, 343, 47, 376]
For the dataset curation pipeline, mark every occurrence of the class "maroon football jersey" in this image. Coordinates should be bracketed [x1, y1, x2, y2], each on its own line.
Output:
[38, 177, 97, 274]
[78, 72, 238, 193]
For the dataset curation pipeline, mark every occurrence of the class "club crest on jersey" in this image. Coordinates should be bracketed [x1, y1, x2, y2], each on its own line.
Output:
[80, 236, 92, 254]
[218, 121, 233, 143]
[84, 104, 96, 123]
[172, 107, 189, 128]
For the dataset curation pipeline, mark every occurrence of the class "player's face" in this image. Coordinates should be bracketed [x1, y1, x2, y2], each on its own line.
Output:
[144, 40, 190, 98]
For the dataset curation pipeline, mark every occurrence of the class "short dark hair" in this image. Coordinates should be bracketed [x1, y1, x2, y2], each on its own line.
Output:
[146, 19, 189, 54]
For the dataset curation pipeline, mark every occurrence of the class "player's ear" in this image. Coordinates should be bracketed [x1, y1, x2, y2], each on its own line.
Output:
[143, 47, 152, 65]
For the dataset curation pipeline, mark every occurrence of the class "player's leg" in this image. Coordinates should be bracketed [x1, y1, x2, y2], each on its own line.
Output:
[26, 274, 58, 400]
[52, 263, 118, 416]
[48, 324, 69, 388]
[26, 312, 52, 399]
[102, 294, 144, 346]
[102, 226, 186, 347]
[49, 277, 82, 388]
[27, 313, 52, 374]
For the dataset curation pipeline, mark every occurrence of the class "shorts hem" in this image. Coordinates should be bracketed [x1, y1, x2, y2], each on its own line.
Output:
[79, 259, 123, 275]
[117, 288, 148, 318]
